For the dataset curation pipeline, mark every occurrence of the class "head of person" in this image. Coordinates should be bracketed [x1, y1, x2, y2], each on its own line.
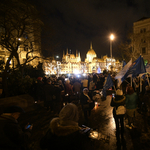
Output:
[50, 103, 79, 136]
[37, 77, 42, 82]
[59, 103, 79, 126]
[114, 89, 125, 103]
[116, 89, 123, 96]
[58, 80, 62, 85]
[47, 79, 52, 84]
[3, 106, 25, 120]
[126, 86, 134, 95]
[145, 86, 150, 92]
[66, 79, 70, 84]
[83, 88, 89, 94]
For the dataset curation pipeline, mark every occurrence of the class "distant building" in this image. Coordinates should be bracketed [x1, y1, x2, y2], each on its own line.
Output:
[133, 17, 150, 62]
[59, 43, 121, 74]
[61, 49, 81, 74]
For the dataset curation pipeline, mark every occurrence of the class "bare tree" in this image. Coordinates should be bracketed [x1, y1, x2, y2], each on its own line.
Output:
[116, 30, 140, 62]
[0, 0, 43, 97]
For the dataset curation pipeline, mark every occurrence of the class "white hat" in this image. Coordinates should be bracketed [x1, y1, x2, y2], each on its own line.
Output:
[116, 89, 123, 96]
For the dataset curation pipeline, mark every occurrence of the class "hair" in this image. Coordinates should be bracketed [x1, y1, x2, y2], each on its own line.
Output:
[66, 80, 70, 84]
[126, 86, 134, 95]
[145, 86, 150, 91]
[83, 88, 89, 93]
[116, 89, 123, 96]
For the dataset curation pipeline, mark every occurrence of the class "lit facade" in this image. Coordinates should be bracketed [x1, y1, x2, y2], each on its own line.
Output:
[133, 17, 150, 62]
[0, 32, 42, 68]
[59, 43, 121, 75]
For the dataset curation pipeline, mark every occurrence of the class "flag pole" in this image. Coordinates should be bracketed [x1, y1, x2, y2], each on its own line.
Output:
[130, 58, 132, 87]
[131, 76, 132, 87]
[147, 74, 150, 86]
[140, 77, 142, 93]
[113, 85, 116, 92]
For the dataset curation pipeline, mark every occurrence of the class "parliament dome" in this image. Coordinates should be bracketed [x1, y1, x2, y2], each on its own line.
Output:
[85, 42, 97, 62]
[87, 49, 96, 56]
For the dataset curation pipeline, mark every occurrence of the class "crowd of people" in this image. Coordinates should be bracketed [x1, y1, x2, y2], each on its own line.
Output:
[110, 74, 150, 148]
[32, 73, 109, 115]
[1, 72, 150, 149]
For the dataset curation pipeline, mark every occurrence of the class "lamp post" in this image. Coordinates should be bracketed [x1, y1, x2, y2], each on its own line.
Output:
[110, 34, 114, 59]
[110, 34, 114, 71]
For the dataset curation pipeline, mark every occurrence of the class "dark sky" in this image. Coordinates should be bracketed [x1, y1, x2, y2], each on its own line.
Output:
[30, 0, 150, 61]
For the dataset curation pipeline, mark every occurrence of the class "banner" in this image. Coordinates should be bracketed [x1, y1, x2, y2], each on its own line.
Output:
[102, 74, 114, 97]
[115, 59, 132, 79]
[121, 56, 146, 82]
[123, 60, 126, 67]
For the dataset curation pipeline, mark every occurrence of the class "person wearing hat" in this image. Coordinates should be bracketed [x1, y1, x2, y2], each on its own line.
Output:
[0, 106, 32, 149]
[110, 89, 126, 146]
[40, 103, 93, 150]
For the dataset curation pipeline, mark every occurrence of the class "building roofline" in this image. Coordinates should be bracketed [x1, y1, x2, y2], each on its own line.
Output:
[134, 17, 150, 23]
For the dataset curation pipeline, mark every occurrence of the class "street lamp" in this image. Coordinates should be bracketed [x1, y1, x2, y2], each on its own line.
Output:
[110, 34, 114, 59]
[110, 34, 114, 71]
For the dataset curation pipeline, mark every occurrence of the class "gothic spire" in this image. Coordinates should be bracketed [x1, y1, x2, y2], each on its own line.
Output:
[90, 42, 93, 49]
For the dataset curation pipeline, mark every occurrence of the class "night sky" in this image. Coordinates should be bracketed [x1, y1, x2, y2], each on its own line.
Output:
[30, 0, 150, 61]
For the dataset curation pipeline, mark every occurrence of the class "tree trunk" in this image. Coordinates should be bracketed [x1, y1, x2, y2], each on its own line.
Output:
[2, 52, 14, 97]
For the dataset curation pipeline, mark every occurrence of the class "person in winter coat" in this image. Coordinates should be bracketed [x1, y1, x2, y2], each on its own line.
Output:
[53, 80, 65, 114]
[40, 103, 93, 150]
[89, 79, 95, 94]
[125, 86, 138, 129]
[44, 79, 55, 112]
[110, 89, 126, 146]
[80, 88, 95, 124]
[139, 86, 150, 132]
[0, 106, 32, 150]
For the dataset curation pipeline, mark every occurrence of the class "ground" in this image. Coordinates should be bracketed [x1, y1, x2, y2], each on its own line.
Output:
[18, 95, 150, 150]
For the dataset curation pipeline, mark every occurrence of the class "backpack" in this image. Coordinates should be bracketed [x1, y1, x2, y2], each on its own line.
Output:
[115, 106, 126, 115]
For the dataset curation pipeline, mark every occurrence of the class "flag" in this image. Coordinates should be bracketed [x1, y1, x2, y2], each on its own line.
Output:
[97, 67, 101, 73]
[121, 55, 146, 82]
[123, 60, 126, 67]
[102, 74, 114, 97]
[115, 59, 132, 79]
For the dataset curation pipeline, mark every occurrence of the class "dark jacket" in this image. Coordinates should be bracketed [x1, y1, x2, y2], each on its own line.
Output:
[0, 115, 31, 150]
[110, 95, 126, 116]
[125, 92, 137, 109]
[53, 84, 64, 102]
[44, 83, 55, 102]
[80, 92, 93, 105]
[40, 118, 92, 150]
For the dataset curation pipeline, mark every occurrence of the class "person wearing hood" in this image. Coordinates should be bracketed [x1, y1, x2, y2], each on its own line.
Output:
[0, 106, 32, 150]
[110, 89, 126, 146]
[40, 103, 93, 150]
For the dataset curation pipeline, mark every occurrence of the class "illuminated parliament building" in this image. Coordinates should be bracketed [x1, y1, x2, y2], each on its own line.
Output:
[59, 43, 121, 74]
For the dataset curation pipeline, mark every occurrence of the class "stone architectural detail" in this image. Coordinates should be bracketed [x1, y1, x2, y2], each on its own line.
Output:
[60, 43, 121, 74]
[85, 42, 97, 63]
[133, 17, 150, 62]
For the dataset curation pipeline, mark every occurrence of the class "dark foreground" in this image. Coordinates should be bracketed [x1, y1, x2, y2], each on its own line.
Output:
[18, 95, 150, 150]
